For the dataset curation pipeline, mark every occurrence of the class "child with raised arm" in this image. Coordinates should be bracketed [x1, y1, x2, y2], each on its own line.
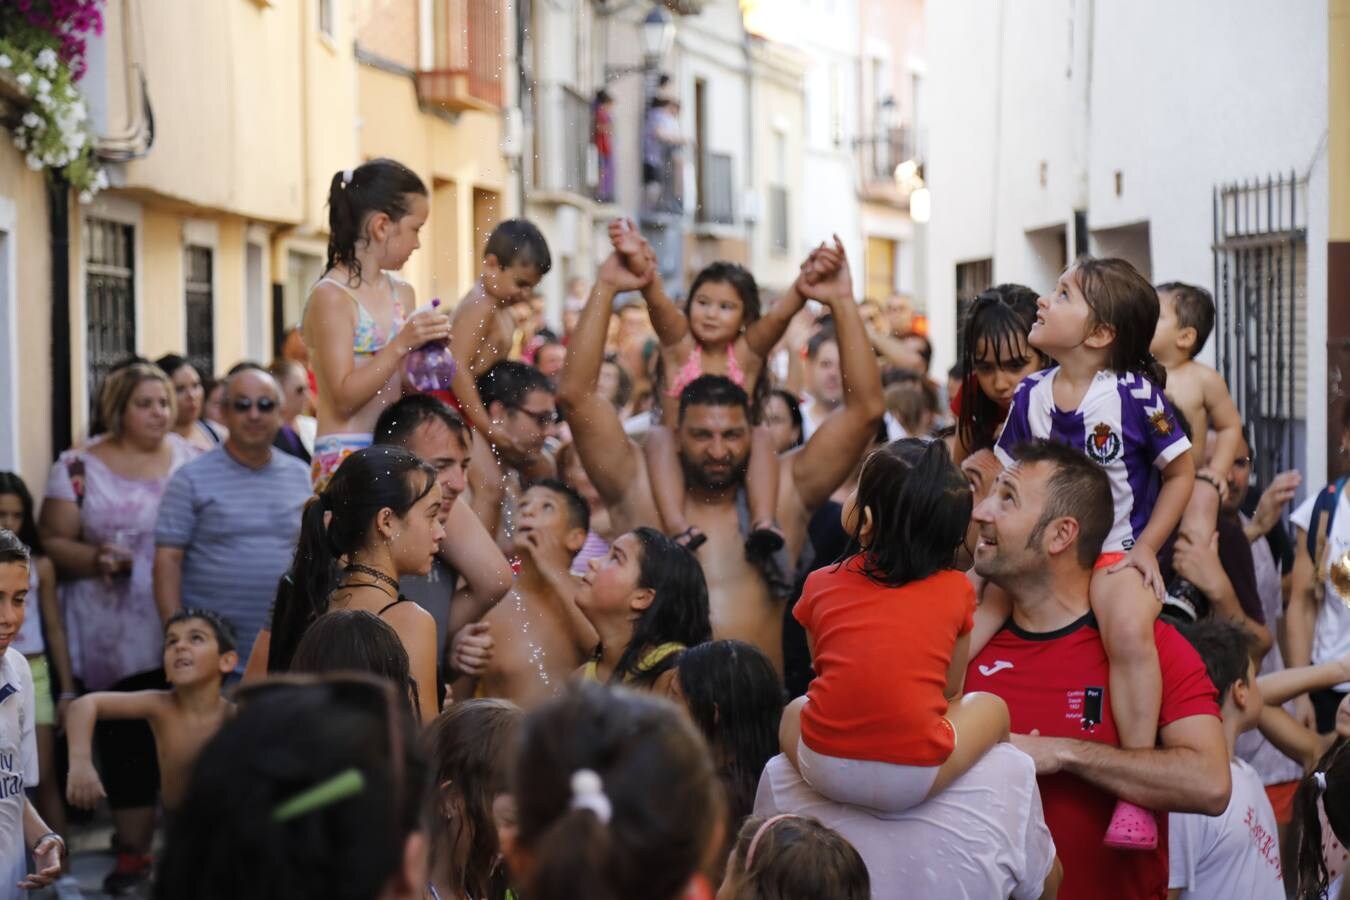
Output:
[304, 158, 452, 490]
[609, 217, 812, 558]
[65, 609, 237, 822]
[778, 439, 1010, 815]
[980, 257, 1196, 850]
[1150, 281, 1244, 542]
[445, 219, 552, 456]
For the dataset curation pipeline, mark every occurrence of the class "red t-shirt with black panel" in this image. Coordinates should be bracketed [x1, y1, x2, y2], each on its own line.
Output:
[965, 614, 1219, 900]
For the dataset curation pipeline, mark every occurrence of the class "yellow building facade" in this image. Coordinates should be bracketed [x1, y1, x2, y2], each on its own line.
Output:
[0, 0, 510, 493]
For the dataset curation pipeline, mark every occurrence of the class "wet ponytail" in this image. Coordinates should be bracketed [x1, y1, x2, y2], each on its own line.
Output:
[1068, 256, 1168, 388]
[325, 158, 428, 286]
[268, 446, 435, 673]
[1293, 740, 1350, 900]
[513, 684, 722, 900]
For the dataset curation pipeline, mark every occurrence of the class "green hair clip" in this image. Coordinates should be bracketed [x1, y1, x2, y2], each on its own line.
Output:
[272, 768, 366, 823]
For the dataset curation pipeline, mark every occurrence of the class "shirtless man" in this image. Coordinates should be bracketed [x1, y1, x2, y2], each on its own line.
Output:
[558, 246, 883, 673]
[65, 609, 236, 814]
[472, 481, 597, 708]
[446, 219, 552, 456]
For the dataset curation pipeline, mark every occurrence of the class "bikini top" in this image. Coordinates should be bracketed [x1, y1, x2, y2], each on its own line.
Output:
[315, 273, 407, 356]
[665, 344, 746, 398]
[581, 641, 685, 683]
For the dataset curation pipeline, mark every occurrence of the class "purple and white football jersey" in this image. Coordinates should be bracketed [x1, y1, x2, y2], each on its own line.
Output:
[994, 367, 1191, 553]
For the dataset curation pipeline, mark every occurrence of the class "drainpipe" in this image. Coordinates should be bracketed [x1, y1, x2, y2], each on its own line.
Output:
[48, 178, 72, 456]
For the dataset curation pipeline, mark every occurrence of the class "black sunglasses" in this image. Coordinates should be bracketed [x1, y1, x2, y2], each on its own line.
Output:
[507, 403, 559, 428]
[230, 396, 278, 413]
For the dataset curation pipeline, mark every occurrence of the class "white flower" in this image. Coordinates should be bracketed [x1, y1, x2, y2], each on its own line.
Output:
[79, 191, 92, 204]
[94, 168, 108, 188]
[13, 134, 26, 151]
[36, 77, 50, 95]
[16, 72, 31, 88]
[68, 131, 85, 150]
[25, 153, 42, 172]
[0, 55, 11, 69]
[35, 49, 57, 73]
[20, 112, 39, 128]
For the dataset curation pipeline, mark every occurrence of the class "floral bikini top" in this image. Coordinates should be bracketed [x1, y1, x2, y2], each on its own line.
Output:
[665, 344, 746, 397]
[315, 273, 407, 356]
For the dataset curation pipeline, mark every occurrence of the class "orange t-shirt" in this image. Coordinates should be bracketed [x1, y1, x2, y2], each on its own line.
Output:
[793, 559, 976, 766]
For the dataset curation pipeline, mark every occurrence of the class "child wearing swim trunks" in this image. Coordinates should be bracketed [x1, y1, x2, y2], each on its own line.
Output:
[303, 158, 451, 489]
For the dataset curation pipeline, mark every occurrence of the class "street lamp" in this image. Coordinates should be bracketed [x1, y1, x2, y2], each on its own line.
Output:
[605, 5, 676, 81]
[641, 6, 675, 70]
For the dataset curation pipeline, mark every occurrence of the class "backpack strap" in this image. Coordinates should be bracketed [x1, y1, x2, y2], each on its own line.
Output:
[1308, 476, 1350, 604]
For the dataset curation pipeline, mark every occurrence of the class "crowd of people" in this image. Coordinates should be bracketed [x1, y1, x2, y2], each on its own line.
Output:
[0, 155, 1347, 899]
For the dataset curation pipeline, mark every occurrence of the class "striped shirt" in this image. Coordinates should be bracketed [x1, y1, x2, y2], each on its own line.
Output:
[156, 446, 312, 669]
[995, 368, 1190, 553]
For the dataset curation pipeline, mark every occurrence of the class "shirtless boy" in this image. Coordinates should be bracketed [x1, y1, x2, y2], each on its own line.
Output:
[446, 219, 552, 455]
[1150, 281, 1243, 539]
[471, 480, 596, 708]
[66, 609, 237, 817]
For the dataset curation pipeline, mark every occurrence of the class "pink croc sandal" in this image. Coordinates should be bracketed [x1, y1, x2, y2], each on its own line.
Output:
[1103, 799, 1158, 850]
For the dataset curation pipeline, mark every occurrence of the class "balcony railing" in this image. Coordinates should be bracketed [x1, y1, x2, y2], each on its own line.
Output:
[697, 152, 735, 225]
[416, 0, 504, 113]
[856, 126, 914, 184]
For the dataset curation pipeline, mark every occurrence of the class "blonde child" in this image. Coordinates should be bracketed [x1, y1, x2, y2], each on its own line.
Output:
[979, 257, 1197, 849]
[609, 218, 816, 558]
[304, 158, 451, 489]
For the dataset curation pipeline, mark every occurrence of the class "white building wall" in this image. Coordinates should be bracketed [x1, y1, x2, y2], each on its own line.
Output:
[926, 0, 1329, 480]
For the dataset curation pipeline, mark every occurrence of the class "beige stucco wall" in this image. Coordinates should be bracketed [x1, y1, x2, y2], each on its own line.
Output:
[0, 144, 55, 495]
[749, 40, 807, 293]
[356, 64, 509, 305]
[104, 0, 312, 225]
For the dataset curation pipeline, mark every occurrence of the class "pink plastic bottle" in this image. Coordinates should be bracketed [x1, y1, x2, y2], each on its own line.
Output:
[404, 298, 457, 391]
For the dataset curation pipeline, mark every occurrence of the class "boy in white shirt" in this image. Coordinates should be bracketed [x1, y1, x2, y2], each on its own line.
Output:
[0, 529, 63, 892]
[1170, 619, 1285, 899]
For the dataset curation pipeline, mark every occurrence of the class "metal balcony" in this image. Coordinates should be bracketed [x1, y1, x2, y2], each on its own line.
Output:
[415, 0, 504, 113]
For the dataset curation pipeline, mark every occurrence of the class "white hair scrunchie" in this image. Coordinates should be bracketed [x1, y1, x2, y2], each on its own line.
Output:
[1315, 771, 1328, 793]
[340, 167, 354, 188]
[569, 769, 613, 825]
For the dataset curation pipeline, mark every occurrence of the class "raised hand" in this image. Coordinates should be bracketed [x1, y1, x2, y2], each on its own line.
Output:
[608, 217, 647, 272]
[597, 251, 655, 294]
[797, 236, 852, 304]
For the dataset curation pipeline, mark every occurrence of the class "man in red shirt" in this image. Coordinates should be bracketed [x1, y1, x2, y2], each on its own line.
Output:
[965, 439, 1231, 900]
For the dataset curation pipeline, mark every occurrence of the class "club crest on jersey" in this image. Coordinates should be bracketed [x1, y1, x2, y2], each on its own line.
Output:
[1149, 409, 1174, 437]
[1085, 423, 1121, 464]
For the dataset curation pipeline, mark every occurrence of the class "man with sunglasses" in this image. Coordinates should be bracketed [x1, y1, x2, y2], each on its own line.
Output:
[467, 361, 561, 540]
[153, 364, 312, 677]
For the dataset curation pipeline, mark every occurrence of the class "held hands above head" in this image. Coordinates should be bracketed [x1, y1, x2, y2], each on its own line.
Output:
[597, 249, 655, 294]
[793, 236, 851, 304]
